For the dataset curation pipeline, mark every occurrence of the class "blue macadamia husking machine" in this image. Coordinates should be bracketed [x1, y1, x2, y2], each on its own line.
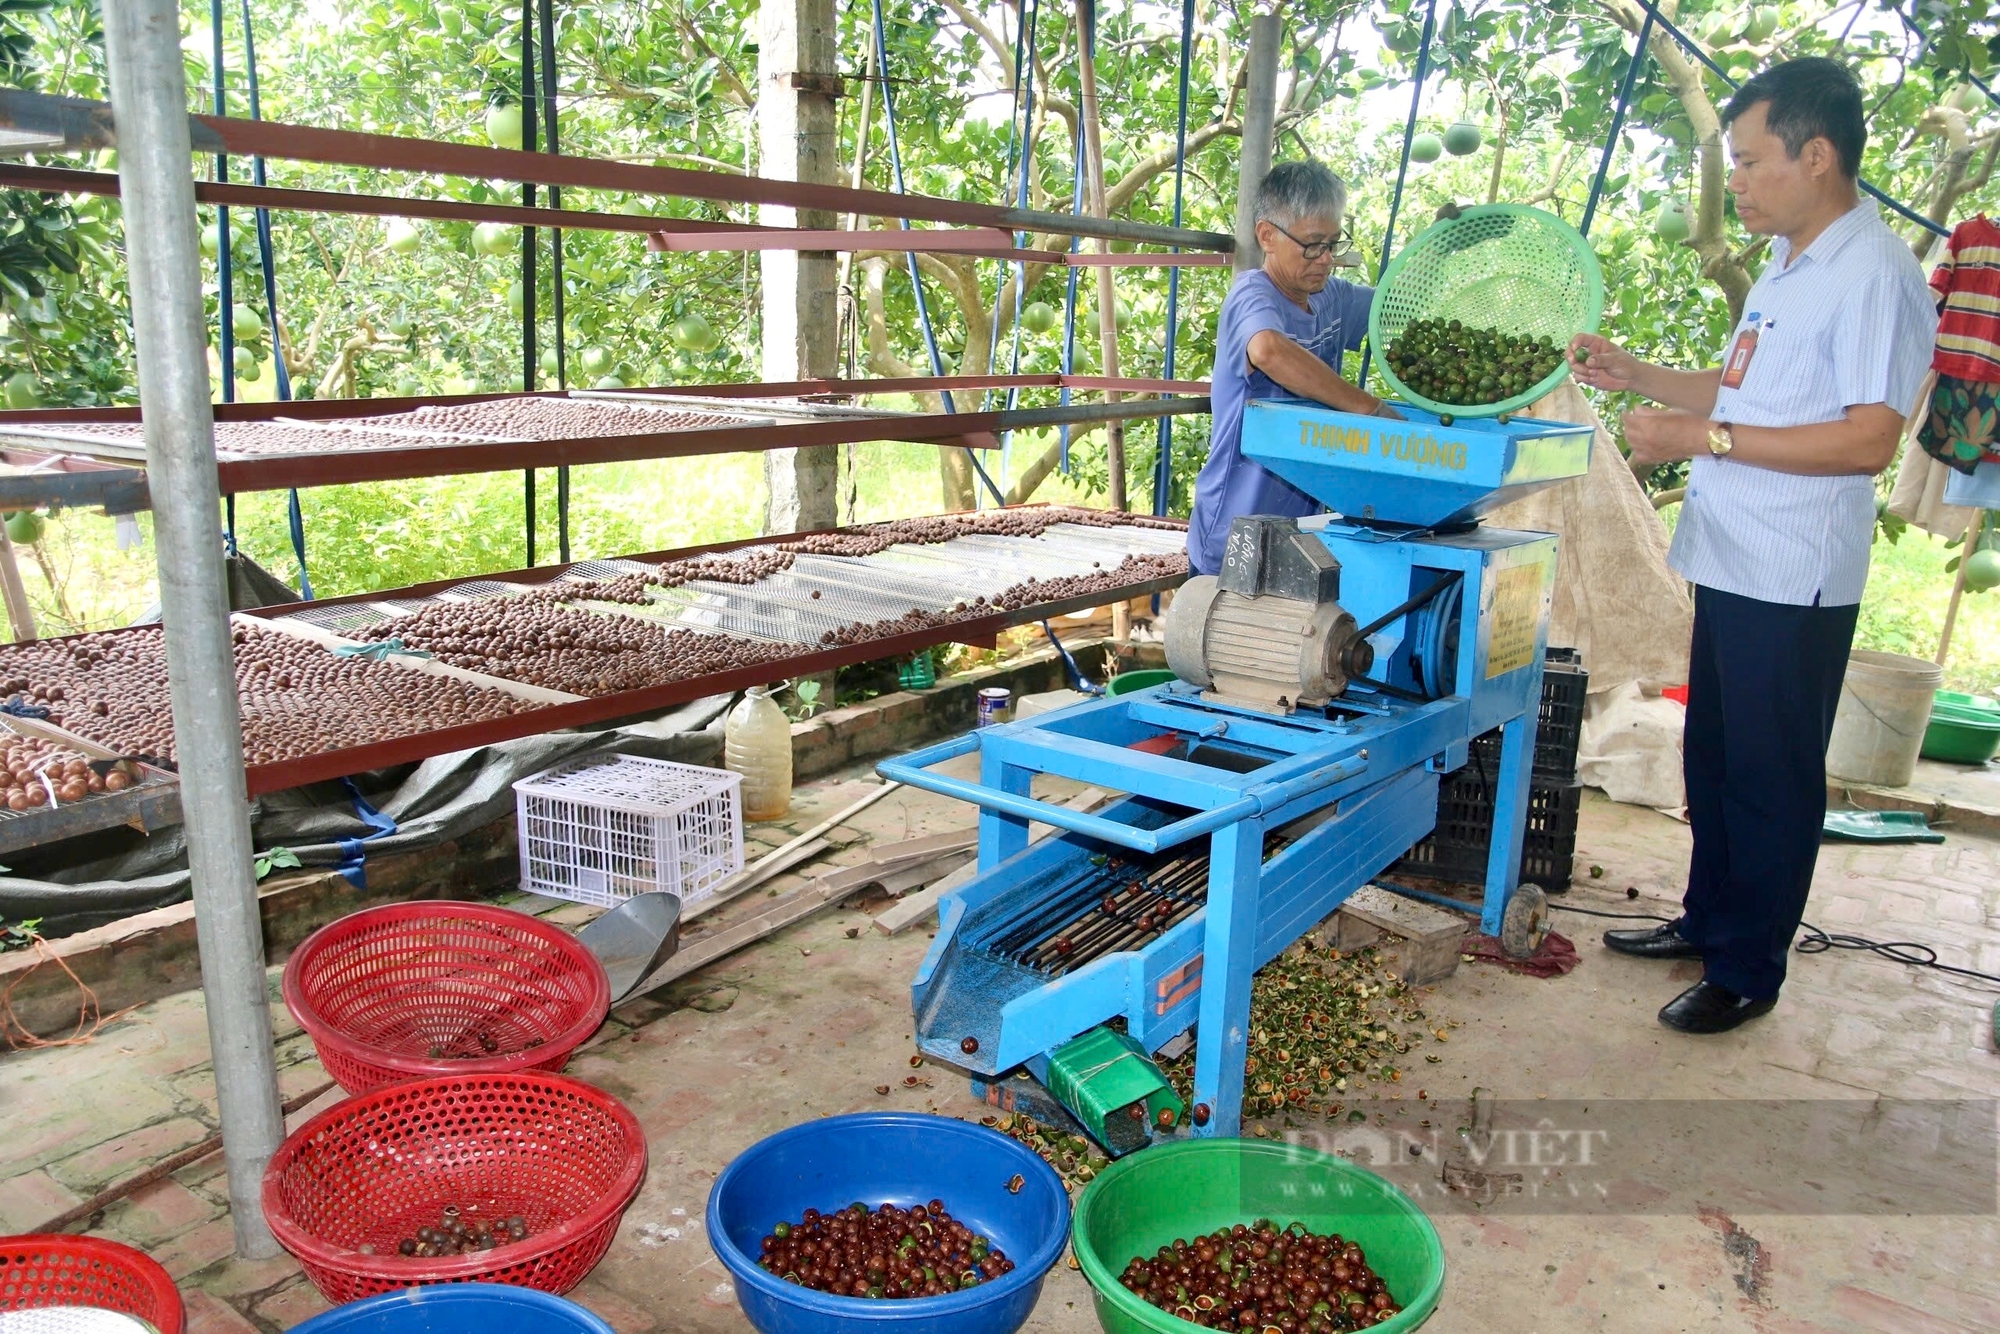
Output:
[877, 398, 1591, 1147]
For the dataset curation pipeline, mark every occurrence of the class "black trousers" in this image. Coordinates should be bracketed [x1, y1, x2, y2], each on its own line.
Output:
[1679, 584, 1859, 1001]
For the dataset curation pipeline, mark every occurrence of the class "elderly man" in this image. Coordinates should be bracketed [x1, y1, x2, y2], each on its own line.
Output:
[1569, 57, 1937, 1033]
[1186, 160, 1399, 575]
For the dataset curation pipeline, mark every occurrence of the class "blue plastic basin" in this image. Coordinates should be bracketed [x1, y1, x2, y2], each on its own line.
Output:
[285, 1284, 614, 1334]
[707, 1112, 1071, 1334]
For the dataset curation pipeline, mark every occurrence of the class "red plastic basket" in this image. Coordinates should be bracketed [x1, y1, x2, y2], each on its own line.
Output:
[1, 1235, 185, 1334]
[282, 901, 610, 1095]
[261, 1072, 647, 1304]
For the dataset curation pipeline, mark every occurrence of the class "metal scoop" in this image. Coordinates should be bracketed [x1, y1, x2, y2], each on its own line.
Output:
[577, 891, 683, 1003]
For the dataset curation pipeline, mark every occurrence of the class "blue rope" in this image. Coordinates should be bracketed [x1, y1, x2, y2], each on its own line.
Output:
[522, 0, 539, 565]
[1056, 0, 1093, 474]
[1040, 621, 1103, 695]
[238, 0, 311, 599]
[333, 778, 398, 889]
[871, 0, 1005, 506]
[1357, 0, 1438, 390]
[1151, 0, 1196, 518]
[1633, 0, 1947, 238]
[983, 0, 1032, 401]
[537, 0, 570, 562]
[1579, 5, 1654, 238]
[209, 0, 234, 410]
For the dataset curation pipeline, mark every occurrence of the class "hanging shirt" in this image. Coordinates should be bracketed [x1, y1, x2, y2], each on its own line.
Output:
[1929, 214, 2000, 384]
[1669, 202, 1937, 608]
[1186, 268, 1373, 575]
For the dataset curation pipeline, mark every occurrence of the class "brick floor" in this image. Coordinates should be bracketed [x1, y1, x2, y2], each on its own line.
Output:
[3, 772, 1996, 1333]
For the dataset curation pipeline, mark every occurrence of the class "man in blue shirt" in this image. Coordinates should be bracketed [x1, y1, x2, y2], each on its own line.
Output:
[1186, 161, 1400, 574]
[1569, 59, 1936, 1034]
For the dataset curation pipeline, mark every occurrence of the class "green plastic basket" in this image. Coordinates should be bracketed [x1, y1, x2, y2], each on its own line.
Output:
[1368, 203, 1605, 420]
[1072, 1139, 1444, 1333]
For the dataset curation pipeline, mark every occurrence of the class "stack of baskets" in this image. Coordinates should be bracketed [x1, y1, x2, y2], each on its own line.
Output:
[1395, 647, 1588, 892]
[267, 898, 644, 1308]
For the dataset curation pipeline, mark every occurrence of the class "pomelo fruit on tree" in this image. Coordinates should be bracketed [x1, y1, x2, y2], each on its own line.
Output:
[472, 222, 513, 256]
[3, 373, 40, 410]
[1443, 121, 1483, 156]
[395, 374, 424, 396]
[485, 102, 523, 150]
[540, 348, 561, 376]
[1021, 301, 1058, 334]
[385, 312, 414, 339]
[1968, 549, 2000, 592]
[1409, 133, 1443, 163]
[593, 374, 626, 390]
[1745, 7, 1778, 43]
[671, 313, 720, 353]
[617, 198, 652, 216]
[232, 304, 263, 343]
[386, 219, 421, 254]
[1655, 200, 1691, 244]
[5, 511, 44, 546]
[508, 281, 526, 318]
[232, 345, 261, 382]
[199, 221, 221, 260]
[579, 346, 614, 376]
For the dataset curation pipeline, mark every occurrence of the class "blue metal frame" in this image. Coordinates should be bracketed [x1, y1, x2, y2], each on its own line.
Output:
[880, 399, 1580, 1140]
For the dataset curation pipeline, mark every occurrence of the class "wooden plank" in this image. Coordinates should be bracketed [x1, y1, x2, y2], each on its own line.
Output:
[874, 787, 1113, 937]
[682, 780, 895, 922]
[874, 859, 980, 936]
[868, 828, 977, 866]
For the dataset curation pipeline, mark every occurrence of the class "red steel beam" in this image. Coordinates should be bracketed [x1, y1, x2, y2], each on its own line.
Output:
[1065, 252, 1233, 267]
[0, 378, 1207, 429]
[232, 568, 1184, 796]
[195, 113, 1235, 252]
[204, 398, 1208, 493]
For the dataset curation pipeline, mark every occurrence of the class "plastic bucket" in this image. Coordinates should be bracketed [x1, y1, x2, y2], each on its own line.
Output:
[1071, 1139, 1445, 1333]
[285, 1285, 613, 1334]
[1105, 670, 1176, 697]
[1826, 651, 1943, 788]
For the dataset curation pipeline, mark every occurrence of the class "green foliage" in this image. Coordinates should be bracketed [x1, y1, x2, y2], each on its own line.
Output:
[0, 916, 38, 952]
[254, 847, 301, 880]
[783, 678, 823, 721]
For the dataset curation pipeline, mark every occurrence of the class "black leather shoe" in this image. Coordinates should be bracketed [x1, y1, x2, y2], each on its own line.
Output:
[1602, 921, 1701, 959]
[1658, 980, 1776, 1034]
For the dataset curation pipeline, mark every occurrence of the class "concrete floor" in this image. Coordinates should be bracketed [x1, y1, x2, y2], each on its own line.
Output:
[3, 761, 1998, 1334]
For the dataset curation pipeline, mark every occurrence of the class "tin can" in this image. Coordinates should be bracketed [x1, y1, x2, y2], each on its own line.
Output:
[976, 687, 1011, 727]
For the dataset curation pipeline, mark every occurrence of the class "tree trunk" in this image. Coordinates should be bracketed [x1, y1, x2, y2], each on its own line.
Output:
[1485, 105, 1509, 204]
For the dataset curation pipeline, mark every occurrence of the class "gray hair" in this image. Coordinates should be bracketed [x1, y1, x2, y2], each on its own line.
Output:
[1254, 161, 1348, 228]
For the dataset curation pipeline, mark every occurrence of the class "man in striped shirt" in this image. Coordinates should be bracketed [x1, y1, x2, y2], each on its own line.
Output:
[1568, 58, 1937, 1034]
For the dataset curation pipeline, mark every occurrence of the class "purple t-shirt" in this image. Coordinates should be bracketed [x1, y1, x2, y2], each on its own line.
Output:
[1186, 269, 1373, 574]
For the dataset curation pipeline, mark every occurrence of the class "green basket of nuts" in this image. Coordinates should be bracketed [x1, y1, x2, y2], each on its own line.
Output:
[1368, 203, 1604, 421]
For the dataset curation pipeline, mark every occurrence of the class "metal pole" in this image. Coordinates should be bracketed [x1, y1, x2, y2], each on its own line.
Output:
[102, 0, 285, 1259]
[1231, 11, 1281, 273]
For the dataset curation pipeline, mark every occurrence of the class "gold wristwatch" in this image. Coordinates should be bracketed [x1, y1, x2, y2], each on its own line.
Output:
[1706, 421, 1734, 457]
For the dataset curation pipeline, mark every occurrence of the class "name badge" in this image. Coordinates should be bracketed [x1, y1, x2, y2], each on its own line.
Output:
[1720, 313, 1774, 391]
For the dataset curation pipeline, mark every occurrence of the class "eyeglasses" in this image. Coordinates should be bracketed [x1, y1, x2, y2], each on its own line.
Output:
[1269, 222, 1358, 265]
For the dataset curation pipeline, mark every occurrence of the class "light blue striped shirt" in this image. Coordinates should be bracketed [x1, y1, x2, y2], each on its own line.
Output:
[1669, 202, 1938, 607]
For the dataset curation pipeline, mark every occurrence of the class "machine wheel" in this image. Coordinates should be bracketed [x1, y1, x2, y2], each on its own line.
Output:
[1499, 885, 1549, 959]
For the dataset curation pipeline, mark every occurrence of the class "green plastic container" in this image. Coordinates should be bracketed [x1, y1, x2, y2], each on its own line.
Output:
[1106, 669, 1176, 697]
[1071, 1139, 1445, 1333]
[1368, 203, 1604, 421]
[1935, 689, 2000, 716]
[1921, 707, 2000, 764]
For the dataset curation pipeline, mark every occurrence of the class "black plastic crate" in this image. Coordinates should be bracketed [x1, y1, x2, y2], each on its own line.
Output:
[1467, 647, 1588, 783]
[1394, 775, 1583, 893]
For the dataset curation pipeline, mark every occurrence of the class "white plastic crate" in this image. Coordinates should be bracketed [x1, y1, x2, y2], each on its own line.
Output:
[513, 753, 744, 908]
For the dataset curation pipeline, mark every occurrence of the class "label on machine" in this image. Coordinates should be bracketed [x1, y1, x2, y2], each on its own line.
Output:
[1486, 562, 1546, 679]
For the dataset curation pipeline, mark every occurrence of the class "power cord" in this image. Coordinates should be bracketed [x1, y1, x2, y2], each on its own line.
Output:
[1547, 903, 2000, 988]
